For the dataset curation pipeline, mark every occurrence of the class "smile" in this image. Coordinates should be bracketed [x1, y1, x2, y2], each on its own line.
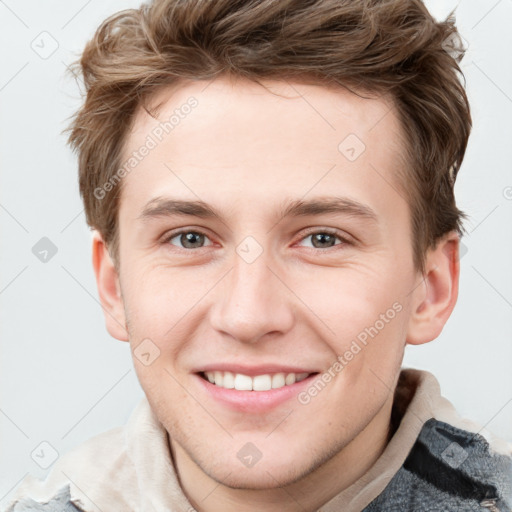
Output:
[200, 371, 314, 391]
[195, 369, 321, 413]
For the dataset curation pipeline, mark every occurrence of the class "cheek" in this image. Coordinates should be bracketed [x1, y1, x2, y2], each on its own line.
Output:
[299, 269, 408, 404]
[121, 264, 214, 386]
[298, 266, 404, 341]
[121, 262, 204, 334]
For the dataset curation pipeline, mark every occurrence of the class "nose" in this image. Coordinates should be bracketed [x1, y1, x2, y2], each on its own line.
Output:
[209, 247, 295, 344]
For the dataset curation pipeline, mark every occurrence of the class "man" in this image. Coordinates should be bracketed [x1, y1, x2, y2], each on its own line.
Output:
[5, 0, 512, 511]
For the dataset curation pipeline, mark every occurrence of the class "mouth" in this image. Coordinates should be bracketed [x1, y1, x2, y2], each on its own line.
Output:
[194, 369, 321, 413]
[198, 370, 318, 391]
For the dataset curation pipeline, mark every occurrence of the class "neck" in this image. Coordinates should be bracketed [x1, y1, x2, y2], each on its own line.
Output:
[169, 393, 395, 512]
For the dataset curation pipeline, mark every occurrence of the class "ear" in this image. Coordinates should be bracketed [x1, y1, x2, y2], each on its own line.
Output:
[406, 231, 460, 345]
[91, 230, 129, 342]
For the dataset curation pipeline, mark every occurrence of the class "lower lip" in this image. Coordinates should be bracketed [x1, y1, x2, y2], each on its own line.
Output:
[194, 373, 318, 413]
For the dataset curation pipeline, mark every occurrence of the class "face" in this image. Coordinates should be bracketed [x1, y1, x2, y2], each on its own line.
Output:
[100, 76, 454, 490]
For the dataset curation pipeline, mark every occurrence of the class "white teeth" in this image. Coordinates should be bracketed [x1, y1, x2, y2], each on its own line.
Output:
[253, 374, 272, 391]
[203, 371, 312, 391]
[214, 371, 223, 387]
[285, 373, 295, 385]
[223, 371, 235, 389]
[234, 373, 253, 390]
[271, 373, 285, 388]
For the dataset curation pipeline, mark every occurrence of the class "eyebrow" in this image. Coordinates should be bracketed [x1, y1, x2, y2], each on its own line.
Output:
[138, 196, 379, 224]
[280, 196, 378, 222]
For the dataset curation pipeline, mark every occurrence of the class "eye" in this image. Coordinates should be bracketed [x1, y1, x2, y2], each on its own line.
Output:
[161, 228, 351, 252]
[296, 229, 351, 250]
[163, 230, 213, 250]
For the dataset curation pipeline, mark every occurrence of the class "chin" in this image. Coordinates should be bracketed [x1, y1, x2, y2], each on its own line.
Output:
[205, 462, 306, 490]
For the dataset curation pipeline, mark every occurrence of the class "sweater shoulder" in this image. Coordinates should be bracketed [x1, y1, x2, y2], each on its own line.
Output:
[365, 418, 512, 511]
[2, 424, 134, 512]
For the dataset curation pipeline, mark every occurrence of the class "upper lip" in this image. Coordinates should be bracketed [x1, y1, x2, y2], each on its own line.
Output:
[194, 364, 320, 376]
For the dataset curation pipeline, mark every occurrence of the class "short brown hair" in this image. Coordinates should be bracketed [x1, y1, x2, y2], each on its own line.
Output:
[66, 0, 471, 275]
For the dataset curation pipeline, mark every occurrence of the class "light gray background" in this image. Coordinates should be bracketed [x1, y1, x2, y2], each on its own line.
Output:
[1, 0, 511, 504]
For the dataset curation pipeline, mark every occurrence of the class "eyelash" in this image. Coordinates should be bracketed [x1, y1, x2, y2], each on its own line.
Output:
[161, 228, 352, 252]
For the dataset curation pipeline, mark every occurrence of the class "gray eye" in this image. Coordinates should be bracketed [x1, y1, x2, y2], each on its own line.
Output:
[168, 231, 212, 249]
[298, 231, 343, 249]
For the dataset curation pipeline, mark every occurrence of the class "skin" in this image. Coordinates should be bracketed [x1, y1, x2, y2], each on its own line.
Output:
[92, 75, 460, 512]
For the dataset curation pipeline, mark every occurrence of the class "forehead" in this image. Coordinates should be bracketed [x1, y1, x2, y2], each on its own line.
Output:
[130, 77, 402, 154]
[119, 76, 408, 231]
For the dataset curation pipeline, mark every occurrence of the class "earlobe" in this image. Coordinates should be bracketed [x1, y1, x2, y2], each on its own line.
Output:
[91, 231, 129, 342]
[406, 232, 460, 346]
